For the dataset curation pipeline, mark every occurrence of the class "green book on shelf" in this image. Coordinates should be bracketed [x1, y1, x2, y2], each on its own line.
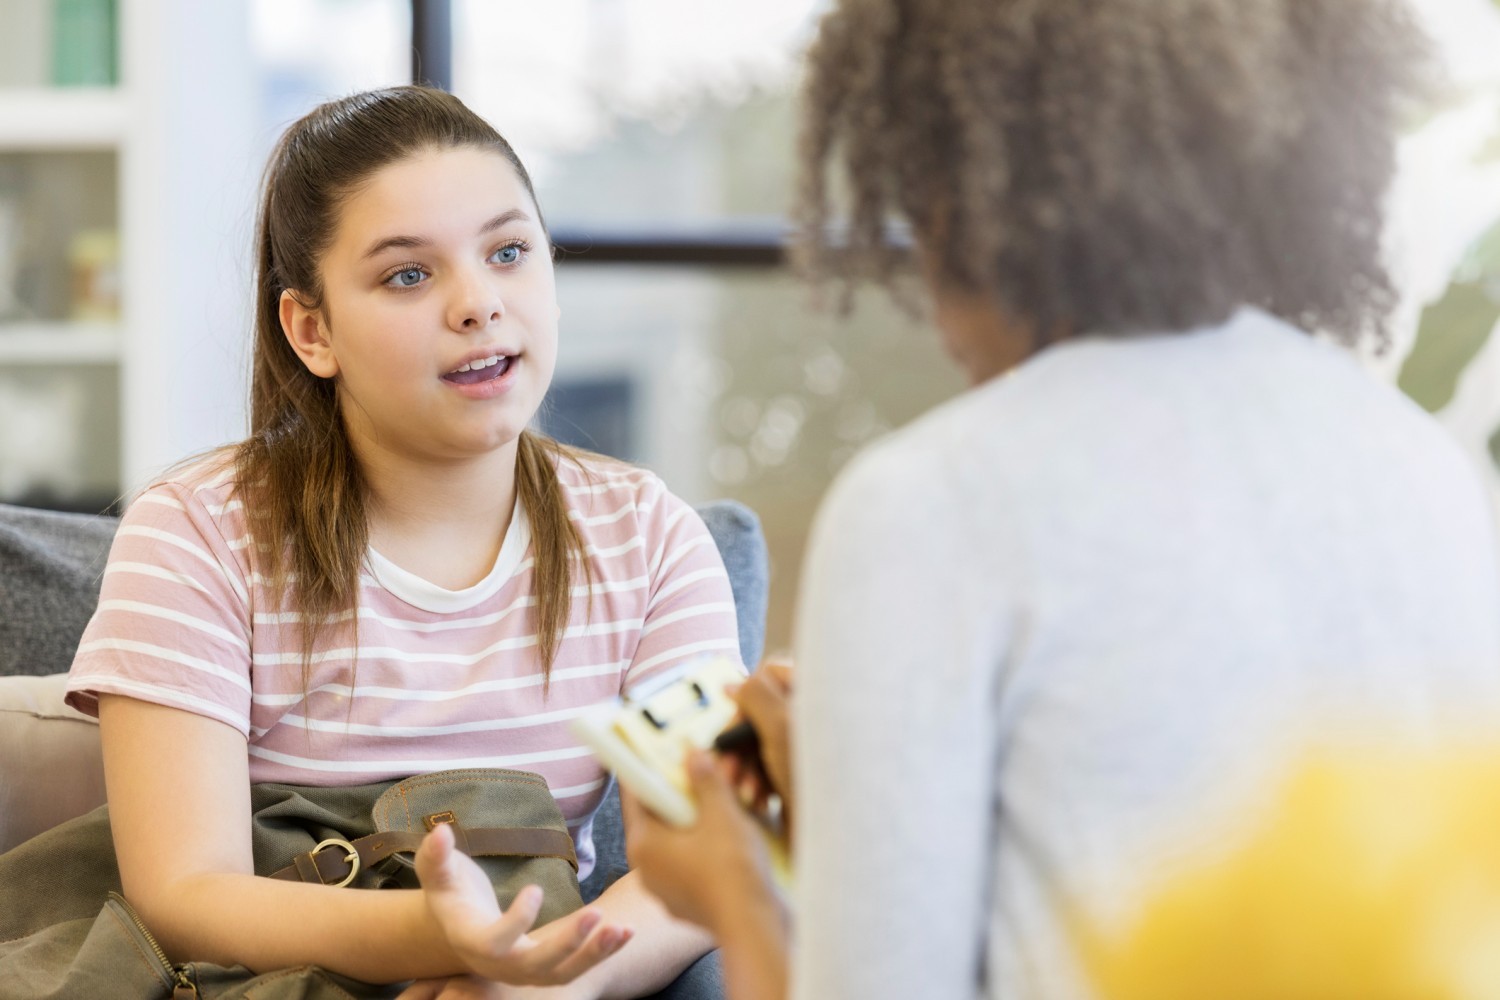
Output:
[51, 0, 117, 87]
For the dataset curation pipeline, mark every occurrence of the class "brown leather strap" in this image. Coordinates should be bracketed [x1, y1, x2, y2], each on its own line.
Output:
[269, 827, 579, 885]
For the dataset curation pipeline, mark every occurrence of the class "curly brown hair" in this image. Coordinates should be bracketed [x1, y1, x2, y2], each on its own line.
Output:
[794, 0, 1431, 350]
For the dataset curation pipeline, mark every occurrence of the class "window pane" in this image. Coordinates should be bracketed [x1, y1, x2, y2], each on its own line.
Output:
[252, 0, 410, 136]
[1385, 0, 1500, 497]
[551, 264, 963, 651]
[453, 0, 821, 225]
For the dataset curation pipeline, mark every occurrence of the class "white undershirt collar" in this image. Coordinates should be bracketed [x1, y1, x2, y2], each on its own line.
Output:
[364, 496, 531, 613]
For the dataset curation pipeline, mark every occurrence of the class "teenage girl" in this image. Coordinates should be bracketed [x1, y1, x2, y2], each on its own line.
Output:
[64, 86, 740, 998]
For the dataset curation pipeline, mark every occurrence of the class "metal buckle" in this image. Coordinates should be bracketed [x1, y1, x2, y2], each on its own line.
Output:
[423, 811, 458, 832]
[310, 837, 361, 888]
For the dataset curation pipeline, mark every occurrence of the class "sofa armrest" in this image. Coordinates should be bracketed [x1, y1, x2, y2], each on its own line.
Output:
[0, 672, 106, 853]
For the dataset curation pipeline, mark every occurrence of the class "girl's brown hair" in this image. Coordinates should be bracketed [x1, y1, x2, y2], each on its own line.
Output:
[235, 85, 589, 684]
[795, 0, 1431, 350]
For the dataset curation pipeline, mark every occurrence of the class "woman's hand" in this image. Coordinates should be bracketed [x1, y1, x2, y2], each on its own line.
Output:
[414, 822, 632, 986]
[726, 660, 795, 827]
[622, 750, 780, 935]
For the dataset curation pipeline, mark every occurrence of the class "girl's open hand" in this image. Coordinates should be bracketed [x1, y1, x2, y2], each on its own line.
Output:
[414, 822, 632, 986]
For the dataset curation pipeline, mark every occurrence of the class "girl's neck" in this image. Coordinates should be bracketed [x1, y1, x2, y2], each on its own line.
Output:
[358, 438, 521, 591]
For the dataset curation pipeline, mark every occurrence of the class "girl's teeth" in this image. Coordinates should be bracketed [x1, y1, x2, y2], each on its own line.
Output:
[454, 355, 504, 373]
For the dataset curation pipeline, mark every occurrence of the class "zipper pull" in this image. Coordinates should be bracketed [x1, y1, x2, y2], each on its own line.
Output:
[172, 967, 200, 999]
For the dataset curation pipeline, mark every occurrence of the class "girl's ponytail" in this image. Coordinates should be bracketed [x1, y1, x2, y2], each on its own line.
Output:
[516, 430, 594, 678]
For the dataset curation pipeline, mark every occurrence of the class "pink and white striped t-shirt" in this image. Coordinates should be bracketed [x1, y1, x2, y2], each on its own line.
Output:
[65, 451, 741, 877]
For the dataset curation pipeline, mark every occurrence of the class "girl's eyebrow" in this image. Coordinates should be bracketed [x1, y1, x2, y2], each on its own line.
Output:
[359, 208, 533, 260]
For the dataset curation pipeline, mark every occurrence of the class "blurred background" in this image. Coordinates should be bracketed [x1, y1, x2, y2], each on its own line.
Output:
[0, 0, 1496, 651]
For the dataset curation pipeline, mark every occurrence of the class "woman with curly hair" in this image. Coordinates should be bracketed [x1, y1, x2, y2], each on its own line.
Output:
[625, 0, 1500, 998]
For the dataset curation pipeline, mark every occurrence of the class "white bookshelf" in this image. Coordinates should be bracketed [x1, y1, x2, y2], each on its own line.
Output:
[0, 322, 120, 363]
[0, 1, 257, 508]
[0, 89, 127, 149]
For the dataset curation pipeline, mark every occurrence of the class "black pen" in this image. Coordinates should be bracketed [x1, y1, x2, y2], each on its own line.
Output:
[712, 719, 761, 758]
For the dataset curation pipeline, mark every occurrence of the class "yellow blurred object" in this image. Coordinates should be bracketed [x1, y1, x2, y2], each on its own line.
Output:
[68, 228, 119, 322]
[1083, 746, 1500, 1000]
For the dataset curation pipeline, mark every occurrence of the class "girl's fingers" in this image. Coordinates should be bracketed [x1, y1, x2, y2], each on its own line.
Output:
[503, 907, 613, 979]
[417, 823, 549, 965]
[462, 885, 544, 959]
[539, 923, 635, 983]
[415, 821, 456, 882]
[453, 897, 619, 983]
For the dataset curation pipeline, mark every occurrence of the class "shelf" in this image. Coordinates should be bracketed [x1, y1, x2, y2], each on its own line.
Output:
[0, 3, 255, 502]
[0, 321, 120, 363]
[0, 88, 127, 149]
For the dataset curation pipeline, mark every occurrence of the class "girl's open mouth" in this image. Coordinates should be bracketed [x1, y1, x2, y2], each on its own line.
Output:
[442, 354, 513, 385]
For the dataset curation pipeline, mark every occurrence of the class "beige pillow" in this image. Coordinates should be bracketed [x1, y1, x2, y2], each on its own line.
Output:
[0, 672, 106, 854]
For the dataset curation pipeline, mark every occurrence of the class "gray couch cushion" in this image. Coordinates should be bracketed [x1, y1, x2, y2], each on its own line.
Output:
[696, 500, 769, 671]
[0, 504, 116, 677]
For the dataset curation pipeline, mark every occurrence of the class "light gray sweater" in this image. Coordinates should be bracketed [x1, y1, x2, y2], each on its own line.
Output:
[789, 308, 1500, 999]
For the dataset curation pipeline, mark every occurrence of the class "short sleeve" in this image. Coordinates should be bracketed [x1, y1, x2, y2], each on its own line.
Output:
[622, 479, 742, 692]
[65, 483, 256, 736]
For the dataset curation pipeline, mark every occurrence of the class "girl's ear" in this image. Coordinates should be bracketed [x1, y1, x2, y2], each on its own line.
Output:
[279, 289, 338, 378]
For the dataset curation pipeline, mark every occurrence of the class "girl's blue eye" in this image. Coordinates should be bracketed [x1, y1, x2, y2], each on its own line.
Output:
[390, 268, 424, 287]
[492, 245, 522, 265]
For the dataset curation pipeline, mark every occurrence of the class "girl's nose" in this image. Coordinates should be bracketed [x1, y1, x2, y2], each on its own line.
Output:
[447, 268, 505, 332]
